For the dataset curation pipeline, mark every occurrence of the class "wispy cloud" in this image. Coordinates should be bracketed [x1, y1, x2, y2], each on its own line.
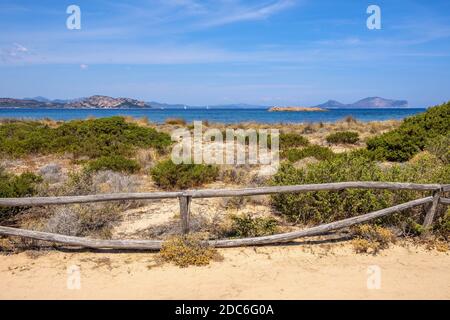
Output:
[200, 0, 297, 27]
[103, 0, 298, 32]
[0, 42, 30, 62]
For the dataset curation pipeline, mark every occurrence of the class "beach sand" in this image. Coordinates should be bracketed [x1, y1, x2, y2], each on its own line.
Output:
[1, 242, 448, 300]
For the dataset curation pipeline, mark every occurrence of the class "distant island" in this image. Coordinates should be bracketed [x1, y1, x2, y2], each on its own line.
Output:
[269, 106, 327, 112]
[0, 95, 149, 109]
[0, 95, 409, 109]
[314, 97, 408, 109]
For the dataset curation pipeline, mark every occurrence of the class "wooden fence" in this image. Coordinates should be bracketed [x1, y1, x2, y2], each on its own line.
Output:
[0, 182, 449, 250]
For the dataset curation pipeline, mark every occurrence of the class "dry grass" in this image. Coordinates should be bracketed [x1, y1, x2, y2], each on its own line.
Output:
[43, 203, 123, 239]
[165, 118, 187, 126]
[351, 224, 397, 254]
[159, 233, 223, 267]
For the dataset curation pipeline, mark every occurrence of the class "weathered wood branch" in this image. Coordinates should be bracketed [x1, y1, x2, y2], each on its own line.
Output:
[0, 225, 162, 250]
[423, 191, 441, 228]
[439, 198, 450, 205]
[0, 192, 183, 207]
[210, 196, 433, 248]
[0, 182, 441, 207]
[0, 197, 432, 250]
[179, 195, 191, 234]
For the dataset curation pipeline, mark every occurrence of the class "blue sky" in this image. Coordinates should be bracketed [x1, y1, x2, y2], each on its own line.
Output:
[0, 0, 449, 107]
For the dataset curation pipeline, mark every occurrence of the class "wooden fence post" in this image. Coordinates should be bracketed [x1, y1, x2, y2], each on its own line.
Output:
[423, 190, 441, 228]
[179, 195, 191, 234]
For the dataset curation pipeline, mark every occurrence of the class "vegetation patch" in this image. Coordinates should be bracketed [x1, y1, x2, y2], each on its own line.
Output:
[151, 160, 219, 190]
[351, 224, 396, 254]
[225, 214, 279, 238]
[282, 145, 335, 162]
[279, 132, 310, 150]
[0, 116, 171, 158]
[366, 102, 450, 161]
[159, 233, 222, 267]
[165, 118, 186, 125]
[0, 168, 42, 218]
[271, 151, 450, 235]
[45, 204, 122, 239]
[425, 134, 450, 164]
[326, 131, 359, 144]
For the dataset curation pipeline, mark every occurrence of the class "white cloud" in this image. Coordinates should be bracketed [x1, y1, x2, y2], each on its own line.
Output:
[80, 64, 89, 70]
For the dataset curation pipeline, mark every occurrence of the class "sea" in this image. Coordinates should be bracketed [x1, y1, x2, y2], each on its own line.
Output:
[0, 108, 426, 124]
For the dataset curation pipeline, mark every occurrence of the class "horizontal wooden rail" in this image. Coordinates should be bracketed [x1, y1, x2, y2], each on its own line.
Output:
[210, 196, 433, 247]
[440, 197, 450, 205]
[0, 196, 433, 250]
[0, 182, 444, 207]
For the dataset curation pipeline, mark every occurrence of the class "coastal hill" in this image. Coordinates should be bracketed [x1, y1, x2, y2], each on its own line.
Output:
[0, 95, 150, 109]
[0, 96, 408, 109]
[66, 95, 148, 109]
[316, 97, 408, 109]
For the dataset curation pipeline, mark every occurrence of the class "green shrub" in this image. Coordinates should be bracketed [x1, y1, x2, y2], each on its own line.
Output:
[226, 214, 279, 238]
[367, 102, 450, 161]
[282, 145, 335, 162]
[425, 134, 450, 164]
[262, 132, 309, 150]
[326, 131, 359, 144]
[151, 160, 219, 190]
[279, 132, 310, 149]
[0, 117, 171, 158]
[0, 169, 42, 199]
[86, 155, 140, 173]
[271, 152, 449, 232]
[0, 169, 42, 218]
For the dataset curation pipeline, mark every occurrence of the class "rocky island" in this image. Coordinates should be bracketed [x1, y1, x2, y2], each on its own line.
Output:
[268, 106, 327, 112]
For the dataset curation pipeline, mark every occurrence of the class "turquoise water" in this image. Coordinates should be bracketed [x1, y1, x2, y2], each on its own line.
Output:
[0, 108, 426, 124]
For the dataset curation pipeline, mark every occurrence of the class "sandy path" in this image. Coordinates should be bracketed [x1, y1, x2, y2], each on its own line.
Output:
[0, 242, 448, 300]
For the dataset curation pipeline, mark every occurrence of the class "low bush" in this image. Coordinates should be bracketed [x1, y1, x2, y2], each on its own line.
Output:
[0, 116, 171, 158]
[226, 214, 279, 238]
[0, 169, 42, 218]
[45, 204, 121, 239]
[326, 131, 359, 144]
[366, 102, 450, 161]
[282, 145, 335, 162]
[55, 169, 141, 210]
[279, 132, 310, 149]
[271, 152, 450, 234]
[86, 155, 140, 173]
[425, 134, 450, 164]
[151, 160, 219, 190]
[159, 233, 222, 267]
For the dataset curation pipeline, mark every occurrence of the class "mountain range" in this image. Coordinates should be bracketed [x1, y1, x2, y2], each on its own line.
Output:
[0, 96, 409, 109]
[315, 97, 408, 108]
